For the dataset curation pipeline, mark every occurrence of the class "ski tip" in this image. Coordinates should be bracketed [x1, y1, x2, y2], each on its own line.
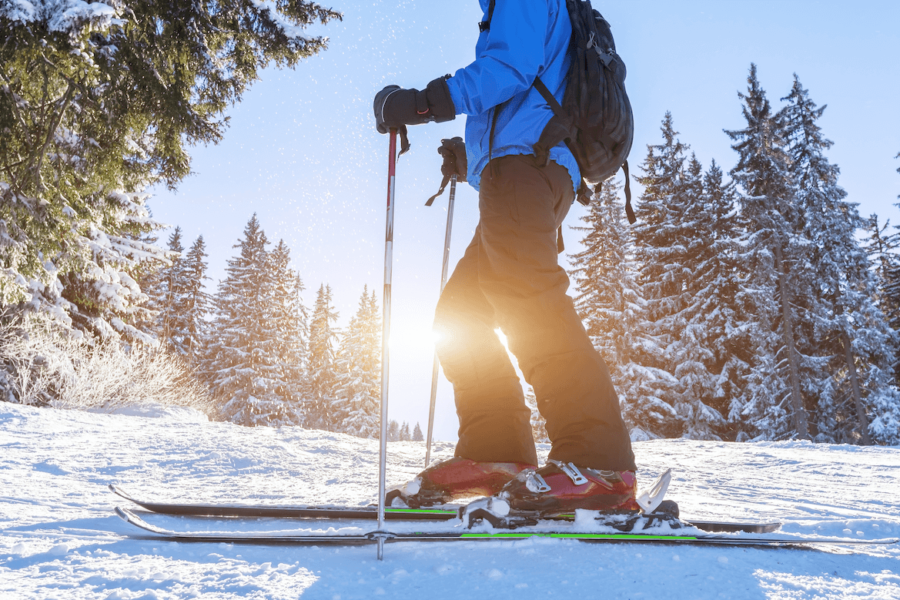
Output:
[108, 484, 132, 501]
[116, 505, 170, 535]
[114, 506, 133, 522]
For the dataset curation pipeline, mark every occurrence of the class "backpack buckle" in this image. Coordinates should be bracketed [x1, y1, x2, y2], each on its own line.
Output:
[595, 47, 615, 67]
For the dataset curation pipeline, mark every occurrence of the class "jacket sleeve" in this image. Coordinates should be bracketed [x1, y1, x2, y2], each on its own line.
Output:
[446, 0, 550, 116]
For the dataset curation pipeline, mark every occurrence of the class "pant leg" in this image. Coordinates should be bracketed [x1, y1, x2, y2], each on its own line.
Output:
[477, 155, 636, 472]
[433, 230, 538, 465]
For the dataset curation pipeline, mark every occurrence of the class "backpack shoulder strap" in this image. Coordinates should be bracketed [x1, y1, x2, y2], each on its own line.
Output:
[479, 0, 497, 32]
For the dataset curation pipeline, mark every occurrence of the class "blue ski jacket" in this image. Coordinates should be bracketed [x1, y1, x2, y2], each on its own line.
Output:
[446, 0, 579, 193]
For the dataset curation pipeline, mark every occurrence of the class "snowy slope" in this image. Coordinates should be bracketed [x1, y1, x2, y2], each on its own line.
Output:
[1, 403, 899, 600]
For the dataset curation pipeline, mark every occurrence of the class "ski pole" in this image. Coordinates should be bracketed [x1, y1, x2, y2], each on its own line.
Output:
[376, 128, 398, 561]
[425, 174, 457, 469]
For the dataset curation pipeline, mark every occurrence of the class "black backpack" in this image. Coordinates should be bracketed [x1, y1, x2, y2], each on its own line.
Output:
[482, 0, 635, 223]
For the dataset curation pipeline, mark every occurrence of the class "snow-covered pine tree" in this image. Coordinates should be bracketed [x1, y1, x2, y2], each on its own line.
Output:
[669, 158, 748, 440]
[333, 286, 381, 438]
[862, 215, 900, 332]
[153, 227, 186, 346]
[885, 154, 900, 333]
[132, 224, 165, 339]
[204, 215, 284, 426]
[569, 177, 674, 440]
[629, 113, 698, 437]
[400, 422, 411, 441]
[173, 236, 212, 363]
[778, 76, 900, 445]
[0, 0, 339, 341]
[267, 240, 309, 426]
[652, 155, 728, 439]
[306, 284, 340, 429]
[725, 65, 814, 441]
[412, 422, 424, 442]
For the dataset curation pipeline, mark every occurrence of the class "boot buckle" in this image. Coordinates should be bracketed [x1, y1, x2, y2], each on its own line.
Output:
[550, 460, 589, 486]
[526, 472, 552, 494]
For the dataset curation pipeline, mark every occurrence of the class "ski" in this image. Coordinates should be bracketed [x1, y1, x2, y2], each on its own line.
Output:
[115, 507, 897, 548]
[109, 484, 459, 521]
[109, 484, 779, 534]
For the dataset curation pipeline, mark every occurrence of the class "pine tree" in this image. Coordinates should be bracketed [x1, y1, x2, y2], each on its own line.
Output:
[175, 236, 212, 363]
[669, 158, 746, 440]
[267, 240, 309, 425]
[333, 286, 381, 438]
[862, 215, 900, 330]
[133, 223, 165, 341]
[630, 113, 697, 437]
[412, 422, 424, 442]
[140, 227, 184, 345]
[885, 153, 900, 333]
[778, 76, 900, 445]
[388, 420, 400, 442]
[204, 215, 283, 426]
[155, 227, 186, 347]
[306, 284, 340, 429]
[725, 65, 810, 440]
[400, 422, 411, 441]
[570, 178, 674, 439]
[0, 0, 340, 338]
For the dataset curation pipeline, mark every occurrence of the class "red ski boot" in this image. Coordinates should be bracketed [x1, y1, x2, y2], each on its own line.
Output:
[386, 457, 536, 508]
[496, 460, 640, 514]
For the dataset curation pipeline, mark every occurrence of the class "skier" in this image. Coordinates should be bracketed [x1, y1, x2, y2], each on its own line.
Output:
[373, 0, 638, 513]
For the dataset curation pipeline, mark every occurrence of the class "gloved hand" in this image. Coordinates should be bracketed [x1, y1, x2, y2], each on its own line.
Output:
[373, 76, 456, 134]
[437, 137, 467, 183]
[426, 137, 467, 206]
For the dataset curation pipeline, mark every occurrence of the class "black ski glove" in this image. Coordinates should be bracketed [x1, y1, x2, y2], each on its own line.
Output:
[426, 137, 467, 206]
[374, 76, 456, 134]
[438, 136, 467, 182]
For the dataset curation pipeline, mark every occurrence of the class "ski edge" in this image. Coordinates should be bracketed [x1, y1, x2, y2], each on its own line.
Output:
[114, 507, 896, 547]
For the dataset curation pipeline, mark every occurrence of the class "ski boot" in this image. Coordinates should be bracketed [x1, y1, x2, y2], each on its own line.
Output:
[385, 457, 536, 508]
[461, 462, 675, 529]
[499, 460, 642, 513]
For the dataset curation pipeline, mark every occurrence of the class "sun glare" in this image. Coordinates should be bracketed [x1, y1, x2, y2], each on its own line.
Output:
[387, 321, 440, 353]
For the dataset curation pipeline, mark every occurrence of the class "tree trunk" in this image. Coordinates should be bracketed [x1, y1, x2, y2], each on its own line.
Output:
[841, 331, 871, 445]
[773, 242, 809, 439]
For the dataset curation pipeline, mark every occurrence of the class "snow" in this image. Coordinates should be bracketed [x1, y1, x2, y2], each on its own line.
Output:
[1, 0, 119, 33]
[1, 402, 899, 599]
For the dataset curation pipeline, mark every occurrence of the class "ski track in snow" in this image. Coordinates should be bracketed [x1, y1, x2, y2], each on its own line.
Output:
[1, 403, 899, 600]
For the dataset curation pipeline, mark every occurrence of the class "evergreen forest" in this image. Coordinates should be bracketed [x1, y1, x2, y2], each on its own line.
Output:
[571, 67, 900, 445]
[0, 0, 898, 445]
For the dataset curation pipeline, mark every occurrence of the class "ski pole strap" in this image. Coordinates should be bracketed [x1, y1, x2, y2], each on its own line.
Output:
[425, 173, 451, 206]
[397, 126, 411, 158]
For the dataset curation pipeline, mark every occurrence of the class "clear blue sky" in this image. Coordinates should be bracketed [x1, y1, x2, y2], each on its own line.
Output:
[150, 0, 900, 442]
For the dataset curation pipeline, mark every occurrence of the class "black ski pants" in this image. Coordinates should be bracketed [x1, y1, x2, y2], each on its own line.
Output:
[433, 155, 636, 471]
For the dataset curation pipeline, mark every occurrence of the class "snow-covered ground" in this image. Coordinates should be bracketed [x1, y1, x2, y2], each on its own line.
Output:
[1, 402, 899, 600]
